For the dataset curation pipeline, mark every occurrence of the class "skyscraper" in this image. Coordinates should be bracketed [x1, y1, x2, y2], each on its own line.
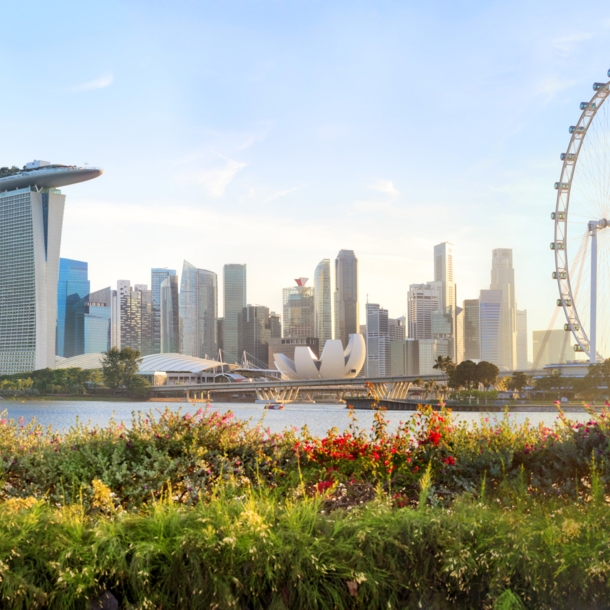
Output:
[434, 242, 455, 314]
[463, 299, 480, 361]
[120, 284, 154, 356]
[0, 161, 101, 374]
[160, 275, 179, 353]
[408, 282, 441, 340]
[490, 248, 517, 369]
[57, 258, 90, 358]
[516, 309, 528, 370]
[180, 260, 218, 358]
[239, 305, 271, 368]
[151, 268, 176, 354]
[334, 250, 359, 347]
[283, 278, 315, 339]
[111, 280, 131, 349]
[365, 303, 390, 377]
[223, 264, 246, 363]
[75, 286, 111, 355]
[314, 259, 333, 349]
[479, 289, 502, 365]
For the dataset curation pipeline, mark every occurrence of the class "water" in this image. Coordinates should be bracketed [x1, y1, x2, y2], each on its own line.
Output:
[0, 400, 595, 436]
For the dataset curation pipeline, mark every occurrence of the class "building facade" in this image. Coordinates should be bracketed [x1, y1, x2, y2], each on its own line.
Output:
[160, 274, 179, 353]
[151, 268, 176, 354]
[516, 309, 528, 369]
[365, 303, 390, 377]
[314, 259, 333, 349]
[0, 162, 101, 374]
[57, 258, 90, 358]
[76, 286, 111, 355]
[463, 299, 480, 361]
[490, 248, 517, 369]
[120, 284, 154, 356]
[239, 305, 271, 368]
[334, 250, 359, 347]
[408, 281, 441, 340]
[283, 278, 315, 341]
[223, 264, 246, 364]
[479, 289, 502, 365]
[179, 260, 218, 359]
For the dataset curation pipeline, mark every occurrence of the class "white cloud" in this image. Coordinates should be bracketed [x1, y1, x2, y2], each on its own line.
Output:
[552, 32, 593, 56]
[265, 186, 303, 202]
[535, 76, 577, 100]
[185, 158, 247, 197]
[370, 179, 399, 197]
[71, 73, 114, 91]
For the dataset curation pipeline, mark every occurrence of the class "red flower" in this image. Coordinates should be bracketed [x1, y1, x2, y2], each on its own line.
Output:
[443, 455, 456, 466]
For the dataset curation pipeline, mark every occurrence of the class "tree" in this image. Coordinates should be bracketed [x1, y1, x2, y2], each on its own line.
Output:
[583, 359, 610, 398]
[476, 361, 500, 391]
[506, 371, 529, 392]
[449, 360, 479, 390]
[101, 347, 142, 393]
[433, 356, 455, 377]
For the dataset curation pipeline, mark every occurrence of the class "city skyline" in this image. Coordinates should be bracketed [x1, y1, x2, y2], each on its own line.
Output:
[4, 3, 610, 366]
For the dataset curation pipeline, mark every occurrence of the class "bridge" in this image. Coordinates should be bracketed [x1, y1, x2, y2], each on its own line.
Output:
[149, 370, 544, 404]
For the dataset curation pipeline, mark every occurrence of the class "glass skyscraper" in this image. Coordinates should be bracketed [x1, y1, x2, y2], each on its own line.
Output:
[314, 259, 333, 349]
[283, 279, 315, 341]
[334, 250, 359, 347]
[180, 260, 218, 359]
[57, 258, 90, 358]
[75, 287, 111, 355]
[151, 268, 176, 354]
[160, 274, 179, 353]
[223, 264, 246, 363]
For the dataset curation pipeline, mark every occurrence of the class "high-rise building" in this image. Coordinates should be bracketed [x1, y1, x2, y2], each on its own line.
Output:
[389, 316, 406, 342]
[490, 248, 517, 369]
[160, 275, 179, 353]
[283, 278, 315, 340]
[334, 250, 359, 347]
[216, 318, 224, 354]
[111, 280, 131, 349]
[434, 242, 455, 313]
[0, 162, 101, 374]
[408, 282, 441, 340]
[120, 284, 154, 355]
[57, 258, 90, 358]
[390, 339, 419, 376]
[463, 299, 480, 361]
[533, 330, 572, 368]
[223, 264, 246, 364]
[418, 339, 452, 375]
[151, 269, 176, 354]
[314, 259, 333, 349]
[75, 286, 111, 355]
[269, 312, 282, 339]
[365, 303, 390, 377]
[479, 289, 502, 365]
[517, 309, 528, 370]
[180, 260, 218, 359]
[239, 305, 271, 368]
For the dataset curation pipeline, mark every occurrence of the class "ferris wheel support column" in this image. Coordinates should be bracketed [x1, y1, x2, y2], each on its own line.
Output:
[589, 221, 598, 364]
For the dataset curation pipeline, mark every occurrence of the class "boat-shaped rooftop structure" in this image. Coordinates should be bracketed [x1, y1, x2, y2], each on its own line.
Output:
[0, 160, 103, 193]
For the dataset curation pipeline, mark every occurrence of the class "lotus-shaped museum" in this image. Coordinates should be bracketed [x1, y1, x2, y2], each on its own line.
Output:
[274, 334, 366, 380]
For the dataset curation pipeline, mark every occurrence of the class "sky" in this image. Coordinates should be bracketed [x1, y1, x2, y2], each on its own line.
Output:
[3, 0, 610, 360]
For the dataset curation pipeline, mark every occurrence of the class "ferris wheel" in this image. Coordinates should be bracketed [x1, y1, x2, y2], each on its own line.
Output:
[552, 70, 610, 364]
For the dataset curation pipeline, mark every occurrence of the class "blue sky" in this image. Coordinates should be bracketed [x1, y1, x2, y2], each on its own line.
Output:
[3, 0, 610, 357]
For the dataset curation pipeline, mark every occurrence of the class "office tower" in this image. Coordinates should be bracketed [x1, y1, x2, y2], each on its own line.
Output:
[0, 161, 101, 374]
[160, 275, 179, 353]
[314, 259, 333, 348]
[283, 278, 315, 340]
[408, 282, 441, 340]
[533, 330, 572, 368]
[418, 339, 452, 375]
[490, 248, 517, 369]
[217, 318, 224, 354]
[75, 287, 111, 354]
[151, 268, 176, 354]
[455, 306, 464, 364]
[463, 299, 480, 360]
[111, 280, 131, 349]
[334, 250, 359, 347]
[239, 305, 271, 368]
[223, 264, 247, 364]
[120, 285, 154, 355]
[479, 289, 502, 365]
[180, 260, 218, 359]
[366, 303, 390, 377]
[390, 339, 420, 376]
[517, 309, 528, 369]
[270, 312, 282, 338]
[389, 317, 406, 342]
[57, 258, 90, 358]
[434, 242, 455, 313]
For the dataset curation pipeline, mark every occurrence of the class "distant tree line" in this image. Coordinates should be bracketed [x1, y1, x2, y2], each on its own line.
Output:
[0, 348, 150, 398]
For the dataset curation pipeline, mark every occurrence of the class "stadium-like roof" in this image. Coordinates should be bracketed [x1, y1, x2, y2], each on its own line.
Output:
[0, 163, 103, 193]
[55, 352, 236, 373]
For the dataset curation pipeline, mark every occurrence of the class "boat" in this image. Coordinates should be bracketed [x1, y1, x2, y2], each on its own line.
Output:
[265, 402, 284, 410]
